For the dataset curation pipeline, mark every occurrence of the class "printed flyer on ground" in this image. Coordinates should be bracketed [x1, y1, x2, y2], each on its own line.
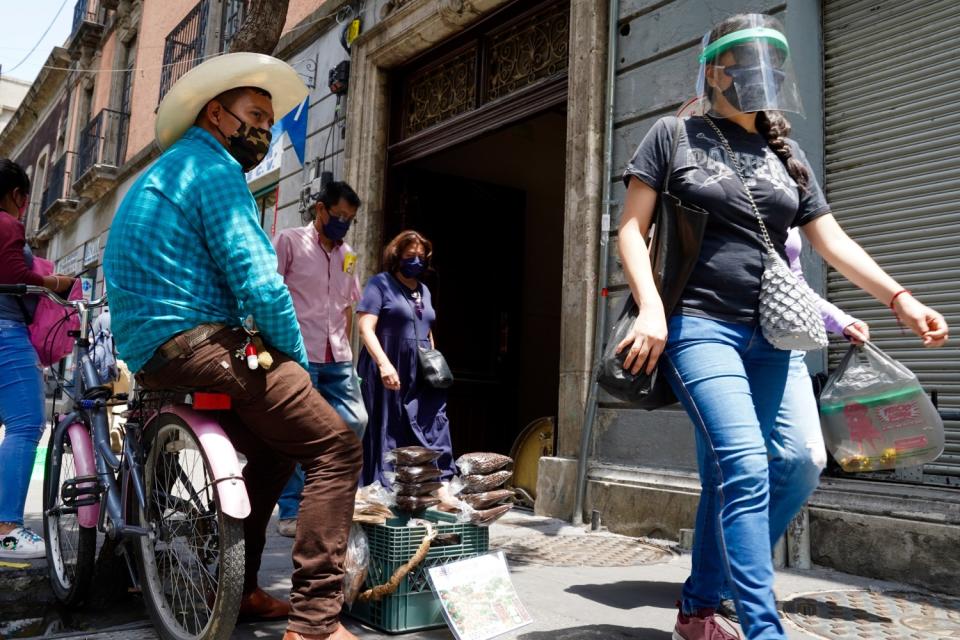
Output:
[427, 551, 533, 640]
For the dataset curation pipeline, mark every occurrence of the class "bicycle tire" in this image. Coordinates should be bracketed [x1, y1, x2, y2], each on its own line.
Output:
[43, 431, 97, 605]
[134, 413, 244, 640]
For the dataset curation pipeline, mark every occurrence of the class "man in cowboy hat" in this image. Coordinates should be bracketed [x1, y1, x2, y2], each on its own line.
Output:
[103, 53, 360, 640]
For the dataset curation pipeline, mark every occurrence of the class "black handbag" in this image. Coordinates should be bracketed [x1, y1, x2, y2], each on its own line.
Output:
[417, 346, 454, 389]
[404, 288, 454, 389]
[598, 118, 709, 408]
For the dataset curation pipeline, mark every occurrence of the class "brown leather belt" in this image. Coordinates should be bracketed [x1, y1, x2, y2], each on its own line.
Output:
[140, 323, 228, 375]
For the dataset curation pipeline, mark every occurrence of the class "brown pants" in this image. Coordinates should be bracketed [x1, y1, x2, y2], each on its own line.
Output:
[139, 327, 362, 635]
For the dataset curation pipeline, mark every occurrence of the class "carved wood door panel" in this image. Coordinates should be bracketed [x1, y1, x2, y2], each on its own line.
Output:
[388, 0, 569, 166]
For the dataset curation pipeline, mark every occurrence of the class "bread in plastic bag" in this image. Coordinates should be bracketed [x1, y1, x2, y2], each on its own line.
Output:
[447, 475, 466, 496]
[353, 505, 393, 525]
[460, 470, 513, 494]
[819, 343, 944, 473]
[353, 481, 396, 524]
[356, 481, 395, 507]
[343, 524, 369, 607]
[395, 495, 441, 512]
[462, 489, 514, 510]
[395, 481, 443, 497]
[385, 446, 442, 466]
[456, 452, 513, 475]
[353, 499, 394, 525]
[470, 503, 513, 526]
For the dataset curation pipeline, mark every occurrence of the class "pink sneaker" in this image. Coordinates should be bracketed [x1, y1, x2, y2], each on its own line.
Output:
[673, 602, 741, 640]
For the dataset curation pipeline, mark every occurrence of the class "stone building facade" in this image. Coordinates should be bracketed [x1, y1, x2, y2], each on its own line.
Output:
[4, 0, 956, 595]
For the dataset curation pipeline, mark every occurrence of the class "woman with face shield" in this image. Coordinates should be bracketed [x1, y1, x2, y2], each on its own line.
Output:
[617, 13, 949, 640]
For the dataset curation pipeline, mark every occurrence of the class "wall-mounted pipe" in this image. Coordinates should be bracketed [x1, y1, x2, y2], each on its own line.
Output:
[572, 0, 620, 527]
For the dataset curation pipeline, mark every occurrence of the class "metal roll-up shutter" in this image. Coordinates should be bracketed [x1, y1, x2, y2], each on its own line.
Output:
[823, 0, 960, 485]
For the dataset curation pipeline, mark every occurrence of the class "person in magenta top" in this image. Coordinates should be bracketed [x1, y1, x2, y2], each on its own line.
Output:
[0, 159, 74, 559]
[272, 181, 368, 537]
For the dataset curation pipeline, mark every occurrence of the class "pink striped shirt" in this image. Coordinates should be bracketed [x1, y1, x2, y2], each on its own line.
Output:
[273, 224, 361, 364]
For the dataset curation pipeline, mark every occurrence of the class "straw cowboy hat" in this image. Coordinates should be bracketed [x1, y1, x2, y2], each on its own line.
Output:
[155, 52, 308, 150]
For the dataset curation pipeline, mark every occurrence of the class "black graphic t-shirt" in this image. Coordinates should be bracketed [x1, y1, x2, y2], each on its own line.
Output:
[623, 115, 830, 324]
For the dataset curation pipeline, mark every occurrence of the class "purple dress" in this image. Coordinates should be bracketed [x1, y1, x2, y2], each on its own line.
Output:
[357, 272, 455, 486]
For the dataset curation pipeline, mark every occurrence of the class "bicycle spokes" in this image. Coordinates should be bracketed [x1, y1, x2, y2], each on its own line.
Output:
[44, 437, 97, 606]
[49, 449, 81, 584]
[148, 431, 222, 634]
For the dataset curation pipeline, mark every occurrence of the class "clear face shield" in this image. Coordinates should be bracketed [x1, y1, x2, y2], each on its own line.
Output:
[693, 16, 804, 116]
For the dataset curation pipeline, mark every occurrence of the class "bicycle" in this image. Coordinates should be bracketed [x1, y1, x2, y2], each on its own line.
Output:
[0, 283, 250, 640]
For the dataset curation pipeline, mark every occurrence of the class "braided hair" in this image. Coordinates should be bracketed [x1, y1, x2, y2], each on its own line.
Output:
[705, 14, 811, 191]
[755, 110, 810, 191]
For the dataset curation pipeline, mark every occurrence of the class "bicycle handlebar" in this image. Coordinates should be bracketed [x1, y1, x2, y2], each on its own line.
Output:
[0, 284, 27, 296]
[0, 284, 107, 309]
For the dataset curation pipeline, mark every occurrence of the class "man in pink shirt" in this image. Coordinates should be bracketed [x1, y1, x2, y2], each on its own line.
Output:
[273, 181, 367, 537]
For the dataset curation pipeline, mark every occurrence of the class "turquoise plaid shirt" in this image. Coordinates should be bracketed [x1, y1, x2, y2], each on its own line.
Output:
[103, 126, 308, 374]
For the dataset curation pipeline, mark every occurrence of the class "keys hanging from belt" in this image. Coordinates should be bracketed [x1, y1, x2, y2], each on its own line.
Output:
[235, 316, 274, 371]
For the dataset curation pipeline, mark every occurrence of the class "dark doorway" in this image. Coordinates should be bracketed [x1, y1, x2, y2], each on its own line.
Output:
[385, 110, 567, 456]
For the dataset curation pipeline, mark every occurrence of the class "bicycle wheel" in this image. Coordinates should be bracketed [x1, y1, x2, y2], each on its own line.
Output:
[43, 430, 97, 605]
[135, 414, 244, 640]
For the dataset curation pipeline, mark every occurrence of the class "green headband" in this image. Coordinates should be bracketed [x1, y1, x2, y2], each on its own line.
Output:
[698, 27, 790, 63]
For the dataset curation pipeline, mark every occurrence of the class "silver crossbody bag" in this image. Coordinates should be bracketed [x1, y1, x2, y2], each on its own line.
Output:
[703, 116, 828, 351]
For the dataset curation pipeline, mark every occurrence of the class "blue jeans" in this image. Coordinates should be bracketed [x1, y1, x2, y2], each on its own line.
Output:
[0, 320, 45, 525]
[663, 315, 824, 640]
[277, 361, 367, 521]
[719, 352, 827, 603]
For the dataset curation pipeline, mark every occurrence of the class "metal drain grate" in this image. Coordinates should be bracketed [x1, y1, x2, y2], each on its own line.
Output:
[492, 534, 674, 567]
[782, 589, 960, 639]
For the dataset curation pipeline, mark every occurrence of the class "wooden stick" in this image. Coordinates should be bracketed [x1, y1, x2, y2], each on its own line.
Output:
[358, 522, 437, 603]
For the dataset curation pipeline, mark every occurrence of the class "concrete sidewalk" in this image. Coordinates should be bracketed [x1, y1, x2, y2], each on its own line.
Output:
[5, 470, 959, 639]
[246, 511, 836, 640]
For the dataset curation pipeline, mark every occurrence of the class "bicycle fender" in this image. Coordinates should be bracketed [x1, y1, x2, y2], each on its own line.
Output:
[164, 406, 252, 519]
[66, 423, 100, 528]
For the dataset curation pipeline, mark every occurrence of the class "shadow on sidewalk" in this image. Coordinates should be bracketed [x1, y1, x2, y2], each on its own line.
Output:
[517, 624, 671, 639]
[492, 514, 572, 537]
[781, 596, 892, 623]
[565, 580, 679, 610]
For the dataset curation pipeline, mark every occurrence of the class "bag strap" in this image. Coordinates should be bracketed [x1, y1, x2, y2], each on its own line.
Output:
[701, 115, 778, 256]
[662, 117, 686, 194]
[397, 277, 426, 346]
[622, 117, 690, 317]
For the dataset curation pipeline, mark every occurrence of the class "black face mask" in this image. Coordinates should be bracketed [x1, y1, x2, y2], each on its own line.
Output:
[722, 84, 745, 111]
[218, 105, 272, 172]
[721, 65, 786, 112]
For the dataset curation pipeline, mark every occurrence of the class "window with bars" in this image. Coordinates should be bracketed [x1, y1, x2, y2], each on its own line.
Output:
[72, 0, 103, 33]
[116, 36, 136, 166]
[157, 0, 210, 104]
[220, 0, 251, 52]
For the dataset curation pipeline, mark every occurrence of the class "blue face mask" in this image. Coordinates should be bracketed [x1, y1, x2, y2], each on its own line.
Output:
[399, 257, 425, 279]
[321, 216, 352, 242]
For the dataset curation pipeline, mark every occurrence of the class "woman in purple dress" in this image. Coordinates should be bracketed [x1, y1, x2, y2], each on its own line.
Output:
[357, 230, 455, 486]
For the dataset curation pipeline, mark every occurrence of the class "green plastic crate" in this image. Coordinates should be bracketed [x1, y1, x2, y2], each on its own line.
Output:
[347, 509, 489, 634]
